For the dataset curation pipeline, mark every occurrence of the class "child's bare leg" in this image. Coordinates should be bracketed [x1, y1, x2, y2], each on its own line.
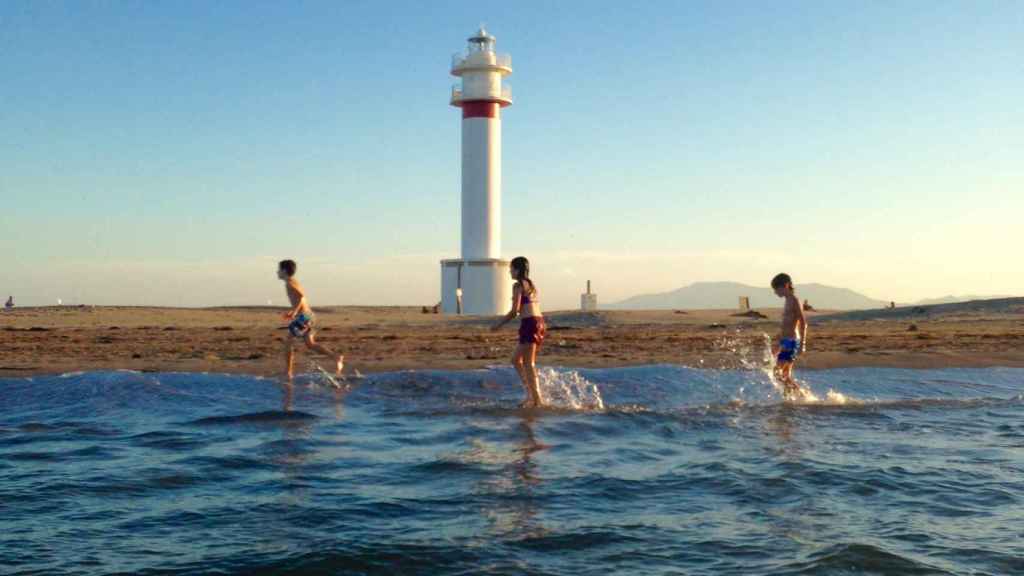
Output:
[512, 352, 527, 383]
[305, 333, 344, 375]
[778, 362, 798, 397]
[773, 362, 787, 393]
[522, 343, 542, 407]
[512, 348, 530, 406]
[512, 346, 534, 408]
[284, 340, 296, 381]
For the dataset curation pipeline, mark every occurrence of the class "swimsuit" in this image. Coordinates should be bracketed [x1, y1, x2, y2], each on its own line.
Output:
[288, 312, 315, 338]
[520, 284, 538, 306]
[517, 284, 544, 344]
[777, 338, 801, 363]
[519, 316, 546, 345]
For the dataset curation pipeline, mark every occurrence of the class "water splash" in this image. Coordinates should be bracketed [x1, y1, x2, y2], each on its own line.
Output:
[537, 368, 605, 411]
[300, 360, 347, 390]
[710, 332, 861, 405]
[789, 387, 860, 406]
[710, 331, 788, 398]
[707, 331, 777, 373]
[823, 389, 857, 404]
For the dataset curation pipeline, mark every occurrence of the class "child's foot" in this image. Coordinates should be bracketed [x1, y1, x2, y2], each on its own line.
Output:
[518, 399, 538, 409]
[782, 383, 800, 400]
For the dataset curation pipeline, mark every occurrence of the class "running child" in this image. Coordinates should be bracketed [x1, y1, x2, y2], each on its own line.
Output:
[277, 259, 344, 381]
[771, 272, 807, 397]
[492, 257, 546, 408]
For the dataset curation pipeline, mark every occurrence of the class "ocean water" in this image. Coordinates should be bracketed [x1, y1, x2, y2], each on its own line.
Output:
[1, 365, 1023, 575]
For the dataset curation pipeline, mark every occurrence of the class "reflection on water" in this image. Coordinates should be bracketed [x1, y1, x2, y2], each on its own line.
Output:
[478, 414, 550, 542]
[280, 380, 294, 412]
[280, 377, 349, 419]
[765, 407, 798, 444]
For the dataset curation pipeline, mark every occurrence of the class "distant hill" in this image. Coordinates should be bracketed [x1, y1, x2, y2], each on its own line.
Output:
[608, 281, 887, 311]
[814, 297, 1024, 322]
[910, 294, 1015, 306]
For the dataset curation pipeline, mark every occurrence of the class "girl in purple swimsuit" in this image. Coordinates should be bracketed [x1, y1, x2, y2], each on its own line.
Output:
[492, 256, 546, 408]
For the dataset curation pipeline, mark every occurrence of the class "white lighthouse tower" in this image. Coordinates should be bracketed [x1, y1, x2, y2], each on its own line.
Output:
[440, 27, 513, 315]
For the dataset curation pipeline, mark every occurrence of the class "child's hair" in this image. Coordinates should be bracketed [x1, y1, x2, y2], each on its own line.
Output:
[510, 256, 534, 292]
[771, 273, 792, 289]
[279, 259, 297, 277]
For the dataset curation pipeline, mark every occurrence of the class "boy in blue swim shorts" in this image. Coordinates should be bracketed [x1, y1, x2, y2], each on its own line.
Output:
[771, 273, 807, 398]
[278, 259, 344, 381]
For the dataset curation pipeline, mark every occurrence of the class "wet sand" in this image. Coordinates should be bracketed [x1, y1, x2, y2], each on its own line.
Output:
[2, 301, 1023, 378]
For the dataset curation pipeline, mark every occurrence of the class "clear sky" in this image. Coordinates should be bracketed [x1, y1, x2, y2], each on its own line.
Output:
[2, 1, 1021, 309]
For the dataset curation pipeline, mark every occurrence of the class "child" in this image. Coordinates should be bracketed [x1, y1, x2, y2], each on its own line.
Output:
[771, 272, 807, 398]
[492, 256, 546, 408]
[277, 259, 344, 381]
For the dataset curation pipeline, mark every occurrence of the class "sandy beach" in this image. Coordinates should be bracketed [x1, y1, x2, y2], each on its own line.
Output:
[2, 299, 1022, 378]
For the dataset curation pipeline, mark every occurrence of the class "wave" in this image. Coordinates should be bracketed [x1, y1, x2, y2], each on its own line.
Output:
[189, 411, 318, 426]
[775, 542, 955, 575]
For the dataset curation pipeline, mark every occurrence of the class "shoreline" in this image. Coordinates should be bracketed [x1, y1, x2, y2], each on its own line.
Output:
[3, 357, 1024, 380]
[3, 304, 1023, 378]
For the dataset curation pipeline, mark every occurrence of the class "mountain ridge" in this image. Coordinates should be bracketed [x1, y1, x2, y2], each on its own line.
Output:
[608, 282, 1017, 311]
[607, 281, 886, 311]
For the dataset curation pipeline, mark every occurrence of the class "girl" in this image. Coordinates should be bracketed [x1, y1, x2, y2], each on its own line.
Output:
[493, 256, 546, 408]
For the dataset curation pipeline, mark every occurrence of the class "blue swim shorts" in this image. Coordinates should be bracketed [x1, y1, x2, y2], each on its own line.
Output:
[288, 312, 315, 338]
[777, 338, 801, 364]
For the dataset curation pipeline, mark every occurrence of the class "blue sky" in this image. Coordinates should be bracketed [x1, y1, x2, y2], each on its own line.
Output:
[2, 1, 1021, 308]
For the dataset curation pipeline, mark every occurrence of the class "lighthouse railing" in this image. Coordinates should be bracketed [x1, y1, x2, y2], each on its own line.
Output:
[450, 84, 512, 104]
[451, 52, 512, 72]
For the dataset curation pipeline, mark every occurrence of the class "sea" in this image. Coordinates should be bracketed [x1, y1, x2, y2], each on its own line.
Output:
[2, 363, 1022, 575]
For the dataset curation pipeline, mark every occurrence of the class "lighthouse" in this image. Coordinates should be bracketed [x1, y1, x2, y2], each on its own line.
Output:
[440, 28, 513, 315]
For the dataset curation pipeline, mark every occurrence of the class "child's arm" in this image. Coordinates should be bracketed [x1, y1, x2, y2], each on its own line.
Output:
[795, 297, 808, 351]
[492, 283, 522, 331]
[288, 297, 306, 318]
[776, 309, 786, 345]
[284, 282, 307, 319]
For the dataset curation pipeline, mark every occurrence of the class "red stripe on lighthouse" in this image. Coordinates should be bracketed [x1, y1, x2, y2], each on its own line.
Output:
[462, 101, 499, 119]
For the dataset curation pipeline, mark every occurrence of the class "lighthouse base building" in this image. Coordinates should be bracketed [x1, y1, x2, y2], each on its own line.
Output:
[440, 259, 510, 315]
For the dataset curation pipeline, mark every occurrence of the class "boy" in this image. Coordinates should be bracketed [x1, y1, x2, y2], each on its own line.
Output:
[771, 273, 807, 397]
[277, 259, 344, 380]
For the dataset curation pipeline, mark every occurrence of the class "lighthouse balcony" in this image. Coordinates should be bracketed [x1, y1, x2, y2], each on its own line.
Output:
[451, 52, 512, 75]
[451, 84, 512, 106]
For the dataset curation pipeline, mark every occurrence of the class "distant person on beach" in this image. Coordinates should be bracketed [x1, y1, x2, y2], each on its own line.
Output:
[4, 296, 12, 310]
[771, 273, 807, 397]
[492, 257, 546, 408]
[277, 259, 344, 381]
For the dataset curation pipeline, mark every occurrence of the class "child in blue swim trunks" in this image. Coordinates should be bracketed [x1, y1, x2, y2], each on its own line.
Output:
[278, 259, 344, 381]
[771, 273, 807, 398]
